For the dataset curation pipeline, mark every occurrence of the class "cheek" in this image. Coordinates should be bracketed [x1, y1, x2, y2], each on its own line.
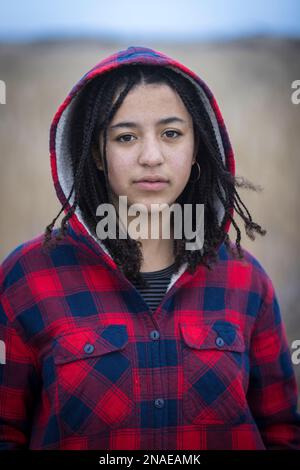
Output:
[171, 165, 192, 195]
[173, 158, 192, 174]
[170, 148, 194, 183]
[105, 151, 132, 193]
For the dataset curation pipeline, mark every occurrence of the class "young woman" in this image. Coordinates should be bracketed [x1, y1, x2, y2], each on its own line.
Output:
[0, 45, 299, 450]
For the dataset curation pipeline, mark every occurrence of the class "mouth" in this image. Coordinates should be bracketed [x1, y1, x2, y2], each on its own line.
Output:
[133, 180, 169, 191]
[133, 175, 170, 191]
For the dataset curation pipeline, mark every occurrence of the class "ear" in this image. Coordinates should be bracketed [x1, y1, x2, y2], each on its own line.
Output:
[92, 144, 103, 171]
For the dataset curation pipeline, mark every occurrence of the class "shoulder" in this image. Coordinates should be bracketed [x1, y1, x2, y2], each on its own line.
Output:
[218, 240, 277, 303]
[0, 229, 77, 293]
[219, 239, 271, 273]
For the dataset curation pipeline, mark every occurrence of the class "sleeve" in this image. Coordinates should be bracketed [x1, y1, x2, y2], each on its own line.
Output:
[246, 274, 300, 449]
[0, 291, 41, 449]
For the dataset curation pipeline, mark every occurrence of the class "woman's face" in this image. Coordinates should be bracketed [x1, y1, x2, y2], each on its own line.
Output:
[94, 82, 196, 212]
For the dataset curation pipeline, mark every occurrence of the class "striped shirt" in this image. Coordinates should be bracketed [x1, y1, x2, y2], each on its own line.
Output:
[133, 262, 176, 313]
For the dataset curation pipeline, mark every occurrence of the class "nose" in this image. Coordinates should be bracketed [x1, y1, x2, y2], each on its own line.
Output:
[138, 136, 165, 167]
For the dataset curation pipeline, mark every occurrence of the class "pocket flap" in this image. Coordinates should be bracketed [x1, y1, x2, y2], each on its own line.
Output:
[53, 324, 128, 365]
[180, 320, 245, 352]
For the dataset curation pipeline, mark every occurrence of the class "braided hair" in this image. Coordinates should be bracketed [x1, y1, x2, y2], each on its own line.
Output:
[43, 64, 266, 287]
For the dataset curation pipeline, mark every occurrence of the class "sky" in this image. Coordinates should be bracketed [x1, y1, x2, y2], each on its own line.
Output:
[0, 0, 299, 42]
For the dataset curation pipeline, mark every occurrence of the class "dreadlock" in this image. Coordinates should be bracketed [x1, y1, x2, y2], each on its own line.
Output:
[43, 63, 266, 288]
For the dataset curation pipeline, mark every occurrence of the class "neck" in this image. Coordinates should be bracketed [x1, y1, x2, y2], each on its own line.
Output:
[138, 236, 175, 272]
[118, 205, 175, 273]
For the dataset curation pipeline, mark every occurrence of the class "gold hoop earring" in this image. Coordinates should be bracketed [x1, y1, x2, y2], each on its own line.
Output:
[190, 161, 201, 183]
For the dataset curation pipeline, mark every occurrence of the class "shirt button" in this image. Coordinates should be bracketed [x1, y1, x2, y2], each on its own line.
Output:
[150, 330, 160, 340]
[215, 336, 225, 348]
[84, 343, 95, 354]
[154, 398, 165, 408]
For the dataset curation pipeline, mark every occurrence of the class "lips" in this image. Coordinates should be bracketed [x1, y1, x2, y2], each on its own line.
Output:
[135, 175, 169, 183]
[133, 180, 169, 191]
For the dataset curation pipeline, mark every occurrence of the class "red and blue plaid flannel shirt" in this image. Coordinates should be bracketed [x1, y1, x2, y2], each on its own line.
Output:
[1, 225, 300, 450]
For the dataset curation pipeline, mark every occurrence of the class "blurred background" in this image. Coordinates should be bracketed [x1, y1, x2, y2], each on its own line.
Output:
[0, 0, 300, 390]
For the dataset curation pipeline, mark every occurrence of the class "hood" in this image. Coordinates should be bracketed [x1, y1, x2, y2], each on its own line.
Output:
[49, 45, 235, 267]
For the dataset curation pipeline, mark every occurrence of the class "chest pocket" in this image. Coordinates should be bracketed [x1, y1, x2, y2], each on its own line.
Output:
[179, 320, 248, 425]
[53, 324, 135, 437]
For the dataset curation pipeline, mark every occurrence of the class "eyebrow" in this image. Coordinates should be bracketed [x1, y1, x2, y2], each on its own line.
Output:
[109, 116, 187, 130]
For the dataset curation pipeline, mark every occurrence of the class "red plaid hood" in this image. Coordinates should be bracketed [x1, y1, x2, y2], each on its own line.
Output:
[49, 45, 235, 268]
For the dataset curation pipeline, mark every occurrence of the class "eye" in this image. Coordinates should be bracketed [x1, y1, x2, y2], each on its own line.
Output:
[164, 130, 182, 139]
[115, 134, 135, 143]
